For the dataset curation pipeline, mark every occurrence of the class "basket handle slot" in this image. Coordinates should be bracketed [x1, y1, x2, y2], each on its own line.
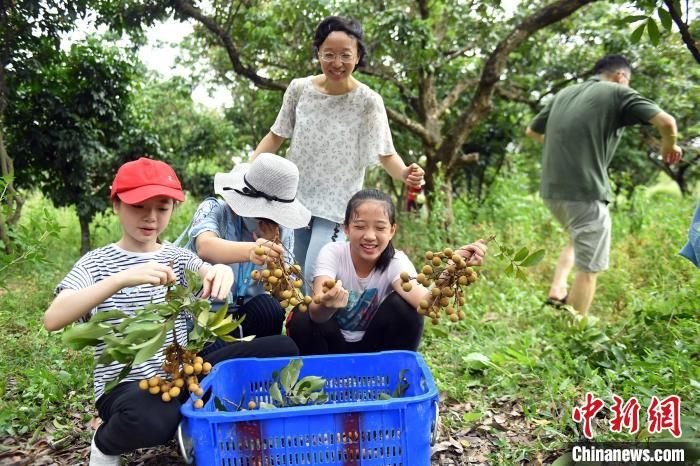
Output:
[430, 400, 440, 446]
[199, 384, 213, 406]
[177, 420, 194, 464]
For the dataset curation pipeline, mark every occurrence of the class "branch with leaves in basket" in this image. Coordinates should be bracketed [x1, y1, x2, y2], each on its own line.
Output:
[213, 360, 410, 412]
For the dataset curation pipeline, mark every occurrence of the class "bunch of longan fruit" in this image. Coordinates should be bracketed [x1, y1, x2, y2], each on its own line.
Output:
[138, 343, 212, 408]
[250, 245, 314, 312]
[319, 279, 336, 296]
[405, 247, 479, 325]
[302, 278, 339, 305]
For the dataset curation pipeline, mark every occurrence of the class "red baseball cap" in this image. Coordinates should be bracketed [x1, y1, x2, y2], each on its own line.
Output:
[110, 158, 185, 204]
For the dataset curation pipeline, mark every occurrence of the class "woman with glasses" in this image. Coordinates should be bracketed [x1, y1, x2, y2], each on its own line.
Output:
[252, 15, 425, 288]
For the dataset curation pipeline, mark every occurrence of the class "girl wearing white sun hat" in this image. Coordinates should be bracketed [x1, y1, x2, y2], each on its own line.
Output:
[185, 153, 311, 355]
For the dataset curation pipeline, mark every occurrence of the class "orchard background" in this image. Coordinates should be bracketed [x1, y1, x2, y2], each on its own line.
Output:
[0, 1, 698, 465]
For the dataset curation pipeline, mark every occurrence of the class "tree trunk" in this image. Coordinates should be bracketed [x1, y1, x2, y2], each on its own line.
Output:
[437, 0, 598, 170]
[172, 0, 285, 91]
[0, 208, 11, 255]
[663, 0, 700, 65]
[0, 33, 26, 254]
[443, 175, 454, 227]
[671, 154, 700, 197]
[421, 149, 455, 227]
[0, 43, 10, 254]
[675, 175, 686, 196]
[79, 214, 91, 255]
[649, 152, 698, 197]
[422, 146, 440, 215]
[0, 101, 24, 253]
[0, 127, 12, 254]
[0, 127, 23, 218]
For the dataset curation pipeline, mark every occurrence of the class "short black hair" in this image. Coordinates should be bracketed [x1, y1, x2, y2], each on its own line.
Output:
[313, 16, 367, 69]
[592, 55, 632, 76]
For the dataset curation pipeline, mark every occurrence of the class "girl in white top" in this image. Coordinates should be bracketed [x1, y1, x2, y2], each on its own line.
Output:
[252, 16, 425, 286]
[286, 189, 487, 354]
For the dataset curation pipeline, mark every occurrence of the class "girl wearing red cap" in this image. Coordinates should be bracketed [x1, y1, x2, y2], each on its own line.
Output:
[44, 158, 298, 466]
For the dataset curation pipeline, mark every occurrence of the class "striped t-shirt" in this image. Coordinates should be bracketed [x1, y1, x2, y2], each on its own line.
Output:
[55, 243, 206, 401]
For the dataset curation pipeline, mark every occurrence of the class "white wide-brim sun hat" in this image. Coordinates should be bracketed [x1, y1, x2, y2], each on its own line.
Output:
[214, 153, 311, 230]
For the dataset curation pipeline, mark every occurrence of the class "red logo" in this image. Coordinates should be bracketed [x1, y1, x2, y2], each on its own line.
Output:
[647, 395, 682, 438]
[572, 392, 605, 439]
[573, 394, 682, 439]
[609, 395, 641, 434]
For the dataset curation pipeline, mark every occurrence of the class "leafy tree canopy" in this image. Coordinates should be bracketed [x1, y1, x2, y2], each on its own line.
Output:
[6, 39, 141, 252]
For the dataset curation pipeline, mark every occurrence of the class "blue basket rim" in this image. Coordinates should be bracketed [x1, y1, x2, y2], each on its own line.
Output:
[180, 350, 438, 420]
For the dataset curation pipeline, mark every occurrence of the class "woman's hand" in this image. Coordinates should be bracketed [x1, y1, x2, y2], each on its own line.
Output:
[402, 163, 425, 188]
[249, 238, 285, 265]
[319, 280, 349, 309]
[457, 239, 488, 266]
[255, 220, 281, 242]
[201, 264, 234, 301]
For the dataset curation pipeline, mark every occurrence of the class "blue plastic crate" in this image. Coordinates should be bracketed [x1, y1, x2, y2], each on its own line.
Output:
[179, 351, 439, 466]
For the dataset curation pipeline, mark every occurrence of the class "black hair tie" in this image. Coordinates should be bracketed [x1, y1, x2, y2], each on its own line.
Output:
[223, 175, 295, 203]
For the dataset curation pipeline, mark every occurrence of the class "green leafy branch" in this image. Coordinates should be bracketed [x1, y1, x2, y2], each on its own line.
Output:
[489, 235, 545, 280]
[259, 359, 328, 409]
[61, 269, 248, 392]
[214, 394, 248, 412]
[378, 369, 410, 400]
[621, 4, 674, 46]
[1, 175, 62, 287]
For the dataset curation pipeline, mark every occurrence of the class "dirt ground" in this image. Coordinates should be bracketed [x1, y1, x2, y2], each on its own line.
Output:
[0, 397, 566, 466]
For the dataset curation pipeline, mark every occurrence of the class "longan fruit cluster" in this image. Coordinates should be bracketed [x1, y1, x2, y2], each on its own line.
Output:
[410, 247, 479, 325]
[250, 245, 314, 312]
[320, 279, 337, 294]
[138, 343, 212, 408]
[310, 279, 337, 305]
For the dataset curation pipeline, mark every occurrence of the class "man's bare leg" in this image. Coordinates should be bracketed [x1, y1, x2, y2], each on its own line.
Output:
[548, 241, 574, 300]
[568, 271, 598, 315]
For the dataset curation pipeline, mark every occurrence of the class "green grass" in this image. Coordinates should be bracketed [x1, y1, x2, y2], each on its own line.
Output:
[0, 196, 198, 442]
[396, 171, 698, 462]
[0, 179, 697, 464]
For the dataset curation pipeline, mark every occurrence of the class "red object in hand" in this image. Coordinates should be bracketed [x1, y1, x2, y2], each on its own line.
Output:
[407, 186, 421, 199]
[406, 186, 422, 211]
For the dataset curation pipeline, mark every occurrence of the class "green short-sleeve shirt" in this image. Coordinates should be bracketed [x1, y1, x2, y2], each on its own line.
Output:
[529, 77, 661, 202]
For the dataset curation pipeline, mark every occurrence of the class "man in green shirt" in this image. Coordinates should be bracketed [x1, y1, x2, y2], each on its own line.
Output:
[525, 55, 682, 315]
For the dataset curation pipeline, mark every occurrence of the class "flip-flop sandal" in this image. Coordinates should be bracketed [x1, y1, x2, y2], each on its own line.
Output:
[544, 294, 568, 309]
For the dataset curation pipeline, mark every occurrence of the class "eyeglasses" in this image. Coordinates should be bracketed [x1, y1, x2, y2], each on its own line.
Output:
[319, 51, 356, 63]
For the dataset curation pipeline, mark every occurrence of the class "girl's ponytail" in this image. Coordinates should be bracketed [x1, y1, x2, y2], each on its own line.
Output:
[375, 238, 395, 272]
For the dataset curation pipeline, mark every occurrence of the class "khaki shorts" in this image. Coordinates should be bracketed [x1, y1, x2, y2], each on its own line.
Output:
[544, 199, 611, 273]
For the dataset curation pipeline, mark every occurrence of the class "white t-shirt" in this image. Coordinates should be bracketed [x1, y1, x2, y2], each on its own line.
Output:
[271, 77, 397, 224]
[314, 242, 417, 342]
[56, 243, 205, 400]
